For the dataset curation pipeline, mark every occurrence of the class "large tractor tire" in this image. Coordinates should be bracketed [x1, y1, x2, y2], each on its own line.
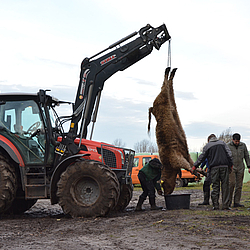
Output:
[57, 160, 120, 218]
[114, 183, 133, 211]
[0, 157, 17, 214]
[5, 198, 37, 214]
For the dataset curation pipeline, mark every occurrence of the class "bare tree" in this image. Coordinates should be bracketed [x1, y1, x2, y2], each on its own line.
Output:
[218, 128, 232, 143]
[199, 128, 233, 151]
[199, 142, 207, 153]
[113, 138, 126, 148]
[134, 139, 158, 153]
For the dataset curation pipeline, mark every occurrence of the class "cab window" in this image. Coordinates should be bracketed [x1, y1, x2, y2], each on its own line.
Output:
[142, 157, 152, 166]
[134, 158, 139, 167]
[0, 100, 45, 164]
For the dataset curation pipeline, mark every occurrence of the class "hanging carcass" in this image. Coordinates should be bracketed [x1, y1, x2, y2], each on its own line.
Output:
[148, 67, 200, 195]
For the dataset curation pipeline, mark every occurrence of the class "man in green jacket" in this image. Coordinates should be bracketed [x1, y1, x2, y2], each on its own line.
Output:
[135, 158, 163, 211]
[227, 133, 250, 207]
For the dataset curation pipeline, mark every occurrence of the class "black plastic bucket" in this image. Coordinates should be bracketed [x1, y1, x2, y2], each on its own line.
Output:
[164, 194, 191, 210]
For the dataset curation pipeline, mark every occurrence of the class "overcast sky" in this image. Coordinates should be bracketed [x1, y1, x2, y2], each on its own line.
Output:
[1, 0, 250, 152]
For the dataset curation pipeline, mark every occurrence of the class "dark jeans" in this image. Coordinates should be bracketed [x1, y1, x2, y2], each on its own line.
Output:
[138, 172, 156, 200]
[203, 171, 211, 193]
[210, 166, 229, 209]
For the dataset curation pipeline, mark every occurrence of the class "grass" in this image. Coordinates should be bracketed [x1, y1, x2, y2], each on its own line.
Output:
[242, 181, 250, 192]
[133, 181, 204, 191]
[240, 181, 250, 206]
[179, 182, 203, 190]
[134, 180, 250, 192]
[181, 208, 250, 217]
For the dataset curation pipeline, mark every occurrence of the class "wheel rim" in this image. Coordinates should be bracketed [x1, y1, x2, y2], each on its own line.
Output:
[71, 176, 100, 206]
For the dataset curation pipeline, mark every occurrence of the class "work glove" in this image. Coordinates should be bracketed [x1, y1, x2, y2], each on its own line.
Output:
[157, 189, 163, 196]
[191, 166, 201, 178]
[191, 166, 196, 174]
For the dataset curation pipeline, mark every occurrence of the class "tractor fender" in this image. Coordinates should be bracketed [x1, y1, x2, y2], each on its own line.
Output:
[0, 135, 25, 166]
[50, 153, 90, 204]
[0, 136, 26, 191]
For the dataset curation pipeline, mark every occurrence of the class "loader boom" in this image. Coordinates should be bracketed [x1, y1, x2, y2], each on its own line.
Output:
[60, 24, 171, 155]
[0, 23, 171, 218]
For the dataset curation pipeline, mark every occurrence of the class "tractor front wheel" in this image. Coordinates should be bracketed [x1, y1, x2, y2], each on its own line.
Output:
[114, 182, 133, 211]
[57, 160, 120, 218]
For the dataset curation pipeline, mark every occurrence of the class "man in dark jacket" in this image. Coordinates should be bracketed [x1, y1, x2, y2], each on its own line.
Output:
[192, 134, 233, 210]
[227, 133, 250, 207]
[135, 158, 163, 211]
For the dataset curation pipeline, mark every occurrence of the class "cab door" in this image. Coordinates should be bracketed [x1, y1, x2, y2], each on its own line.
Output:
[131, 156, 141, 184]
[1, 100, 46, 165]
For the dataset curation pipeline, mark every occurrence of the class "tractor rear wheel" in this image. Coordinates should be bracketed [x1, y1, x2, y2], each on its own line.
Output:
[114, 182, 133, 211]
[57, 160, 120, 218]
[0, 157, 17, 214]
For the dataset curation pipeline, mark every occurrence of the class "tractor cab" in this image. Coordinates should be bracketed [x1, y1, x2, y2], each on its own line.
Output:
[0, 94, 47, 165]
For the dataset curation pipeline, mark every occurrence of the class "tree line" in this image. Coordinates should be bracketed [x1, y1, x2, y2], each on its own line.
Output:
[113, 138, 158, 153]
[113, 128, 233, 153]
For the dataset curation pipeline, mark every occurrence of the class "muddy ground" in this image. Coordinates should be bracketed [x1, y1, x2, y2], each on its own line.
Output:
[0, 186, 250, 250]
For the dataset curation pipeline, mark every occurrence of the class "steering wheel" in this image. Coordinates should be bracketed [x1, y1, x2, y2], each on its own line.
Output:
[27, 121, 41, 134]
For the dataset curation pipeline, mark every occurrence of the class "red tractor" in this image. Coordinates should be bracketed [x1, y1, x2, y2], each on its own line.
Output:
[0, 24, 170, 217]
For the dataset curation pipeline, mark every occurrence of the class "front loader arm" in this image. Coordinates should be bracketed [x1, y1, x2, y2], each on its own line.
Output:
[59, 24, 170, 156]
[72, 24, 170, 138]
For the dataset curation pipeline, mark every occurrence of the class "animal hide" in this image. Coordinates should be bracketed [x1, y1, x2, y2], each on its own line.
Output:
[148, 67, 196, 195]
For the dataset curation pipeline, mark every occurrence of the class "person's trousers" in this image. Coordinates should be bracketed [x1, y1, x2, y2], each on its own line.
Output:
[229, 167, 245, 205]
[210, 166, 229, 209]
[203, 171, 211, 193]
[138, 172, 155, 200]
[202, 171, 211, 202]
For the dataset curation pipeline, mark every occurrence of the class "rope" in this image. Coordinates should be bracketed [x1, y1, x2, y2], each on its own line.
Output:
[167, 39, 171, 68]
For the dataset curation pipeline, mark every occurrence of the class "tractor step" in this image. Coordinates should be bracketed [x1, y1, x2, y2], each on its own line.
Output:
[25, 166, 48, 199]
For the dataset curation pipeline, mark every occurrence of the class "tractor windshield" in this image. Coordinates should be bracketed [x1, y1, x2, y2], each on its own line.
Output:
[0, 100, 45, 164]
[1, 100, 42, 135]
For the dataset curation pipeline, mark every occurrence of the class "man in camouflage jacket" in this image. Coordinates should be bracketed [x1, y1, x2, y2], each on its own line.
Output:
[227, 133, 250, 207]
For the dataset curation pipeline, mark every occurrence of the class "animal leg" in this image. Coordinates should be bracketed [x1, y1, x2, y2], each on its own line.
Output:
[169, 68, 177, 80]
[174, 154, 202, 179]
[161, 168, 179, 195]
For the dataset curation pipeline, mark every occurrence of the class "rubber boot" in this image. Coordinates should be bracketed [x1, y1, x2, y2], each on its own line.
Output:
[198, 191, 210, 205]
[149, 197, 163, 210]
[135, 197, 145, 211]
